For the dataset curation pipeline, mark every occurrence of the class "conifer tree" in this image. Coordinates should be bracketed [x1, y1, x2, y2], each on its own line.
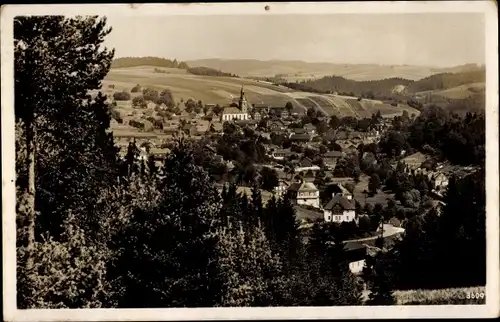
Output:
[250, 180, 264, 227]
[15, 15, 118, 307]
[15, 15, 118, 247]
[110, 139, 223, 307]
[367, 253, 396, 305]
[215, 222, 283, 307]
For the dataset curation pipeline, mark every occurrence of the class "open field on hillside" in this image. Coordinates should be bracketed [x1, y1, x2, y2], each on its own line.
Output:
[187, 59, 481, 81]
[394, 286, 486, 305]
[427, 82, 486, 100]
[353, 175, 394, 206]
[101, 66, 420, 122]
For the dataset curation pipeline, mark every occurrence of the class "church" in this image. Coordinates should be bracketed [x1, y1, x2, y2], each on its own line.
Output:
[220, 86, 251, 122]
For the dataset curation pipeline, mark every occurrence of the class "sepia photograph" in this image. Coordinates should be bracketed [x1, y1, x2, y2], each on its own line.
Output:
[2, 1, 499, 321]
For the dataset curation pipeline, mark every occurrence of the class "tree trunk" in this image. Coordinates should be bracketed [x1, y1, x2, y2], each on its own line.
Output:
[25, 118, 36, 271]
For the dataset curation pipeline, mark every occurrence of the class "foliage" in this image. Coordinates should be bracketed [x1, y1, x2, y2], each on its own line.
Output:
[386, 169, 485, 290]
[187, 66, 238, 77]
[17, 211, 114, 309]
[131, 84, 141, 93]
[14, 15, 119, 242]
[111, 56, 189, 69]
[113, 91, 131, 101]
[142, 87, 159, 102]
[132, 95, 146, 108]
[109, 140, 223, 307]
[215, 224, 282, 306]
[260, 167, 279, 192]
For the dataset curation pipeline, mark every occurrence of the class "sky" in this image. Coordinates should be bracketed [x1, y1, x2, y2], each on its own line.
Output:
[103, 13, 485, 67]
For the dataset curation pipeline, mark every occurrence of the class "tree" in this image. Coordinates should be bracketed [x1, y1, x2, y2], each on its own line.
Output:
[285, 101, 294, 114]
[215, 223, 283, 306]
[17, 211, 114, 308]
[203, 104, 210, 115]
[132, 95, 146, 108]
[113, 91, 131, 101]
[366, 253, 396, 305]
[110, 139, 223, 307]
[142, 87, 159, 102]
[156, 89, 175, 109]
[184, 98, 196, 113]
[249, 181, 264, 227]
[213, 104, 223, 116]
[329, 115, 341, 130]
[260, 167, 279, 192]
[14, 16, 117, 274]
[368, 173, 381, 196]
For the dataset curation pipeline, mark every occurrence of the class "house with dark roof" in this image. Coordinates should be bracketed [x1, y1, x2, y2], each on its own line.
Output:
[287, 180, 320, 208]
[330, 183, 353, 200]
[291, 128, 308, 135]
[269, 106, 289, 118]
[343, 242, 368, 275]
[323, 191, 356, 223]
[289, 133, 312, 142]
[303, 123, 316, 135]
[268, 119, 287, 131]
[271, 149, 295, 160]
[323, 150, 344, 168]
[294, 157, 321, 173]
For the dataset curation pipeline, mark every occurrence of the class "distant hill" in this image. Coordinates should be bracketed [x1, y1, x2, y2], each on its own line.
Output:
[112, 56, 190, 69]
[406, 69, 486, 93]
[282, 76, 414, 98]
[279, 68, 485, 100]
[112, 57, 237, 77]
[186, 58, 485, 82]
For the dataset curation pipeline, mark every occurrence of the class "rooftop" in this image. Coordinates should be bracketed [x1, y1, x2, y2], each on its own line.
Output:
[324, 195, 355, 211]
[222, 106, 245, 115]
[288, 181, 319, 192]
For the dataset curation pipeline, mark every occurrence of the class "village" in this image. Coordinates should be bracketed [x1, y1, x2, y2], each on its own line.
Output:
[12, 11, 489, 311]
[109, 84, 478, 278]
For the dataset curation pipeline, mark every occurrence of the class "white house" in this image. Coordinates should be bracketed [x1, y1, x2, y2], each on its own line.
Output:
[287, 181, 320, 208]
[221, 86, 250, 122]
[273, 179, 290, 197]
[344, 243, 367, 275]
[323, 194, 356, 223]
[432, 172, 449, 191]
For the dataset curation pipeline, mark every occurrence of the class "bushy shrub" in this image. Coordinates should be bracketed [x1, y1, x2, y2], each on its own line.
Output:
[113, 91, 131, 101]
[17, 211, 114, 308]
[131, 84, 141, 93]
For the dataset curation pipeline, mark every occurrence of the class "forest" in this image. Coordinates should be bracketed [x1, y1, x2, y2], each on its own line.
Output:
[187, 66, 239, 77]
[111, 56, 190, 69]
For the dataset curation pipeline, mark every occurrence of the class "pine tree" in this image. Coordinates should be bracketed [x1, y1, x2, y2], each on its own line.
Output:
[125, 141, 140, 176]
[110, 139, 223, 307]
[215, 222, 282, 307]
[14, 15, 117, 261]
[276, 194, 301, 272]
[367, 253, 396, 305]
[250, 180, 264, 227]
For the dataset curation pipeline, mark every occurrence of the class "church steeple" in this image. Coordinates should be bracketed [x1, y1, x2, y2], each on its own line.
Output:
[238, 86, 247, 113]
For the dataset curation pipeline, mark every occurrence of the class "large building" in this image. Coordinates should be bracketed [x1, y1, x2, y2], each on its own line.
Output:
[221, 86, 250, 122]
